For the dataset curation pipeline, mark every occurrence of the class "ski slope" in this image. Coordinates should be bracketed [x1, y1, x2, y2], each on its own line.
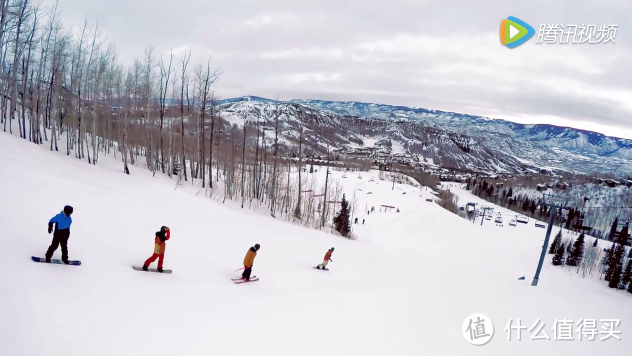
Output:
[0, 132, 629, 356]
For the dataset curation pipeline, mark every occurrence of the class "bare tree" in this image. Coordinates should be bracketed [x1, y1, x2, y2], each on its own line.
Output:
[158, 51, 173, 173]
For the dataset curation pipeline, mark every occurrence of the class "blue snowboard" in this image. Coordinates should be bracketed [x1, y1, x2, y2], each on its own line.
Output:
[31, 256, 81, 266]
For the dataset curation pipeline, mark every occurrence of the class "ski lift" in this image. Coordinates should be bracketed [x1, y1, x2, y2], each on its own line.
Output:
[509, 219, 517, 227]
[517, 215, 529, 224]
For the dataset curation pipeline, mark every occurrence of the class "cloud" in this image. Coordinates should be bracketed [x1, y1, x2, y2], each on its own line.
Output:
[286, 72, 343, 84]
[45, 0, 632, 139]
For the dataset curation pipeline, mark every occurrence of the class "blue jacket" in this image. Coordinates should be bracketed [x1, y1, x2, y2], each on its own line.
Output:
[50, 212, 72, 230]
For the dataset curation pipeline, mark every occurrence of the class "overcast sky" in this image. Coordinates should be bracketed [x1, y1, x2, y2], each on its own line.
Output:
[45, 0, 632, 139]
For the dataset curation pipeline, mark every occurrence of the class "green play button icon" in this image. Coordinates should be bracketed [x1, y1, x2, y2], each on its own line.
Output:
[500, 16, 535, 48]
[505, 20, 527, 43]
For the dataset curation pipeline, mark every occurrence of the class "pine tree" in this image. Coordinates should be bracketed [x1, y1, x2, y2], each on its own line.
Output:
[607, 246, 625, 289]
[565, 209, 574, 229]
[549, 230, 562, 254]
[602, 243, 614, 272]
[621, 259, 632, 288]
[620, 223, 629, 246]
[552, 243, 565, 266]
[566, 233, 585, 266]
[604, 242, 624, 284]
[333, 194, 352, 237]
[609, 217, 619, 241]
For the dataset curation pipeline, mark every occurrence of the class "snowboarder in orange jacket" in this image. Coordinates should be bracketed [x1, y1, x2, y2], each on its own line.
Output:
[317, 247, 334, 270]
[143, 226, 170, 272]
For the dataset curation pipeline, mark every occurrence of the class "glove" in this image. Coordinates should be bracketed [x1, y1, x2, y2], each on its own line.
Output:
[48, 223, 53, 234]
[330, 259, 333, 262]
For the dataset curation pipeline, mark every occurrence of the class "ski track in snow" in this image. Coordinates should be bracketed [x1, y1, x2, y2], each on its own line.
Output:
[0, 132, 629, 356]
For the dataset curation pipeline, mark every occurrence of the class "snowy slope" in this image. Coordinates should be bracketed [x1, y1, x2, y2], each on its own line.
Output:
[0, 132, 629, 356]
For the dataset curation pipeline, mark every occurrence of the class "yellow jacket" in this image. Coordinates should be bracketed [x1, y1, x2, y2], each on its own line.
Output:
[244, 247, 257, 266]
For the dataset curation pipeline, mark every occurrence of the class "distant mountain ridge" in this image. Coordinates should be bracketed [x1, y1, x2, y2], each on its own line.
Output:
[216, 96, 632, 176]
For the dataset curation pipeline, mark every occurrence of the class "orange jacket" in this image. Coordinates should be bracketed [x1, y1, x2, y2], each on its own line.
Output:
[244, 246, 257, 266]
[153, 229, 170, 255]
[324, 250, 333, 261]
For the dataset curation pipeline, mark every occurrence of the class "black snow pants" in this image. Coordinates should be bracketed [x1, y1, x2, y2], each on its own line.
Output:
[45, 229, 70, 261]
[242, 266, 252, 280]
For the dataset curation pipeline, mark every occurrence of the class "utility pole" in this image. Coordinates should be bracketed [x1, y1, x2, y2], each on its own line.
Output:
[531, 193, 570, 286]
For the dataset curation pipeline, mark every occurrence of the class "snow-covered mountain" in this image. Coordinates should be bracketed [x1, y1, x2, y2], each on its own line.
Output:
[217, 97, 632, 176]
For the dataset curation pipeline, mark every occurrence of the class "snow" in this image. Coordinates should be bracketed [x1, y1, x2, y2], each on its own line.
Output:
[390, 140, 406, 154]
[0, 132, 630, 356]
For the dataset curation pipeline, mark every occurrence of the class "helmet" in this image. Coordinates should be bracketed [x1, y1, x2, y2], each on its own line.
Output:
[254, 244, 260, 250]
[161, 226, 169, 231]
[330, 247, 335, 251]
[63, 205, 74, 216]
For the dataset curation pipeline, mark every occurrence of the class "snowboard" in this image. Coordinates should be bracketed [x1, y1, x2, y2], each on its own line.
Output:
[132, 266, 172, 274]
[31, 256, 81, 266]
[232, 276, 259, 284]
[314, 266, 329, 271]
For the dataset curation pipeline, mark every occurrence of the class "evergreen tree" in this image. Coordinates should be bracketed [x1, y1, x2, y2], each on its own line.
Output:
[507, 187, 513, 198]
[607, 246, 625, 289]
[565, 209, 575, 229]
[552, 243, 565, 266]
[567, 233, 585, 266]
[620, 223, 629, 246]
[609, 217, 619, 241]
[566, 239, 573, 254]
[549, 230, 562, 254]
[602, 243, 614, 271]
[621, 259, 632, 288]
[604, 243, 623, 283]
[530, 201, 537, 214]
[333, 194, 352, 237]
[606, 224, 631, 287]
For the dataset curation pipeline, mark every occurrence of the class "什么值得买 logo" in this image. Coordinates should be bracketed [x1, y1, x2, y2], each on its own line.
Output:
[500, 16, 535, 48]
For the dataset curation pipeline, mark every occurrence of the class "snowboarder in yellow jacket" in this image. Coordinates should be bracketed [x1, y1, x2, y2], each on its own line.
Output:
[317, 247, 334, 270]
[242, 244, 260, 281]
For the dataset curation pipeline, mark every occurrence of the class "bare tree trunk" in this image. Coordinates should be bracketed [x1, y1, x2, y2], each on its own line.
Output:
[158, 51, 173, 173]
[270, 105, 281, 217]
[294, 125, 304, 220]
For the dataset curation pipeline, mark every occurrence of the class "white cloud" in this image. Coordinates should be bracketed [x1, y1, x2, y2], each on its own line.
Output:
[286, 72, 343, 83]
[261, 48, 344, 59]
[44, 0, 632, 138]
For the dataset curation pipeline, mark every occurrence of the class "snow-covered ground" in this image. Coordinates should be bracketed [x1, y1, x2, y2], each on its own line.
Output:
[0, 132, 629, 356]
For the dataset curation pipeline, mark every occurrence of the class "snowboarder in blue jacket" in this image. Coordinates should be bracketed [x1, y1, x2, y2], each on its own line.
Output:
[45, 205, 73, 263]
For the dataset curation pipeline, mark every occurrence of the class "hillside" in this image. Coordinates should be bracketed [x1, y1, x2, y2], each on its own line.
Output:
[217, 96, 632, 176]
[0, 131, 629, 355]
